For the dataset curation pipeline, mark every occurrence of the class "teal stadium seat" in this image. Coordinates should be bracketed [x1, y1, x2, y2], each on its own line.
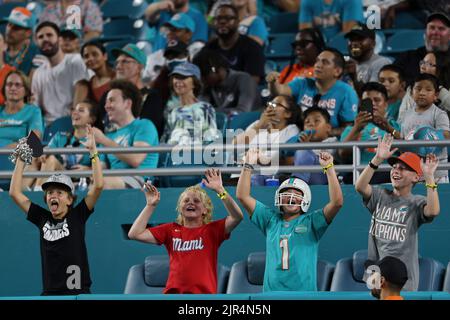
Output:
[385, 29, 425, 54]
[124, 255, 230, 294]
[443, 262, 450, 293]
[215, 112, 228, 138]
[228, 111, 261, 131]
[100, 0, 148, 20]
[101, 18, 150, 42]
[226, 252, 335, 293]
[266, 12, 298, 34]
[266, 33, 296, 59]
[43, 116, 73, 144]
[330, 250, 446, 291]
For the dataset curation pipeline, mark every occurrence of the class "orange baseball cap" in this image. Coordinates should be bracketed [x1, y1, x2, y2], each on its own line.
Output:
[388, 152, 423, 176]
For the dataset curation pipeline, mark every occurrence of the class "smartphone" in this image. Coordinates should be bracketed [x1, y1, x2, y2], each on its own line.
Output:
[359, 98, 373, 115]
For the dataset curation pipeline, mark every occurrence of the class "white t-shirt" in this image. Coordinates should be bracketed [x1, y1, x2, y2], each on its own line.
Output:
[32, 53, 91, 124]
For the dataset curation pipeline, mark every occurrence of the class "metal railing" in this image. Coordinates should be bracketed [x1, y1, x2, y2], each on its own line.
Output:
[1, 140, 449, 184]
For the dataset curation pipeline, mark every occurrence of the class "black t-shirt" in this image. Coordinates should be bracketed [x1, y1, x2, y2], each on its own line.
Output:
[140, 87, 164, 139]
[27, 199, 94, 295]
[206, 35, 265, 79]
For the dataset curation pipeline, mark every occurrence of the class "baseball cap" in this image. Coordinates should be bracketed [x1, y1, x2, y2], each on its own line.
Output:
[427, 12, 450, 27]
[60, 24, 83, 39]
[169, 62, 201, 80]
[345, 23, 375, 40]
[42, 174, 75, 194]
[365, 256, 408, 288]
[3, 7, 34, 29]
[164, 39, 188, 58]
[163, 13, 195, 33]
[112, 43, 147, 66]
[387, 152, 423, 176]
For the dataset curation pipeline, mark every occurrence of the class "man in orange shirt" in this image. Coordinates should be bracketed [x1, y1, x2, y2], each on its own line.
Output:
[365, 256, 408, 300]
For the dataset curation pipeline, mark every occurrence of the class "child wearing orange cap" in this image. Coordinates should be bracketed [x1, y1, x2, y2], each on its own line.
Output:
[355, 133, 440, 291]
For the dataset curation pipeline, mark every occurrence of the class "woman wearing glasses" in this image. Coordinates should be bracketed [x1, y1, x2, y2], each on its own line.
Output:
[0, 70, 43, 186]
[398, 51, 450, 121]
[233, 95, 302, 185]
[278, 28, 325, 84]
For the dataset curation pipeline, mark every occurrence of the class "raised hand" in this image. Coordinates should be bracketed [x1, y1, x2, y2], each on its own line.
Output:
[142, 181, 160, 207]
[421, 153, 439, 180]
[202, 169, 224, 193]
[256, 108, 277, 129]
[354, 111, 372, 131]
[80, 124, 96, 151]
[375, 134, 398, 161]
[319, 152, 334, 167]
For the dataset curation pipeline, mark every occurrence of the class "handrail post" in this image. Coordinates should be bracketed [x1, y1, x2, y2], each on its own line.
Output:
[352, 145, 361, 185]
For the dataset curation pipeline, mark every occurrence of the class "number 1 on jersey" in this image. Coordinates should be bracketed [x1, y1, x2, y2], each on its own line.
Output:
[280, 238, 289, 270]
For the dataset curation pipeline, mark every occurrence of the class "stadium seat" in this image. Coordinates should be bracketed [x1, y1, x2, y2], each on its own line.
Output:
[384, 29, 425, 53]
[327, 33, 349, 55]
[215, 112, 228, 137]
[330, 250, 446, 291]
[124, 255, 230, 294]
[227, 111, 261, 131]
[226, 252, 335, 293]
[266, 33, 296, 59]
[101, 18, 151, 42]
[392, 11, 426, 29]
[100, 0, 148, 20]
[443, 262, 450, 293]
[0, 154, 13, 190]
[266, 12, 298, 34]
[43, 116, 73, 144]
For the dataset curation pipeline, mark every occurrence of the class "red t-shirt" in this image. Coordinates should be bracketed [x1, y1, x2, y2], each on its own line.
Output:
[148, 218, 229, 294]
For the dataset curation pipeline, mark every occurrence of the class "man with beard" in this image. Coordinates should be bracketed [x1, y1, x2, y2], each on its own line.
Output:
[394, 12, 450, 83]
[344, 24, 391, 93]
[205, 4, 265, 84]
[31, 21, 91, 125]
[365, 256, 408, 300]
[145, 0, 208, 52]
[3, 7, 39, 76]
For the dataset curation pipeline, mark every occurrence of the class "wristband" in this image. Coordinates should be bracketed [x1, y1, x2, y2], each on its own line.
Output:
[90, 152, 99, 163]
[391, 129, 397, 137]
[217, 190, 227, 200]
[243, 163, 254, 171]
[369, 161, 379, 170]
[425, 183, 438, 190]
[322, 163, 334, 173]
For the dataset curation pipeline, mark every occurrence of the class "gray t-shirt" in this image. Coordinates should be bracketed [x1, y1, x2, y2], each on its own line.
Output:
[357, 54, 392, 83]
[364, 187, 433, 291]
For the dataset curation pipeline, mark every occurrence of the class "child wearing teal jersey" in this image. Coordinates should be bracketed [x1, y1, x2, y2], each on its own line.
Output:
[236, 149, 343, 291]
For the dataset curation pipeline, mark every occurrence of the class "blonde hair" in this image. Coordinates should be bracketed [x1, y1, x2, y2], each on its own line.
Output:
[176, 185, 213, 225]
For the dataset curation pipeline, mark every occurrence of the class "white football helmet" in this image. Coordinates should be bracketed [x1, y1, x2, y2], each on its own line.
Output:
[274, 177, 312, 213]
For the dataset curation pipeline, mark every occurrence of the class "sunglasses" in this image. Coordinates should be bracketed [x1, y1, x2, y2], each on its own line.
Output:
[267, 101, 289, 110]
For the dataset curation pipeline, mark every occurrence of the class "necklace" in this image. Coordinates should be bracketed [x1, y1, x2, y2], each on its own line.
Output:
[5, 43, 29, 69]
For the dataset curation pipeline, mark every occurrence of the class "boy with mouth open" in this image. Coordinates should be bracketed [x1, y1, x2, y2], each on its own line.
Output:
[355, 134, 440, 291]
[236, 149, 343, 291]
[9, 125, 104, 295]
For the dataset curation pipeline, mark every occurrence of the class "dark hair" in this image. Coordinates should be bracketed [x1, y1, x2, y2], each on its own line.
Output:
[64, 100, 101, 148]
[322, 47, 345, 77]
[414, 73, 439, 91]
[168, 74, 202, 97]
[361, 82, 388, 101]
[35, 21, 60, 37]
[280, 28, 325, 83]
[81, 40, 107, 56]
[192, 48, 230, 77]
[434, 51, 450, 89]
[2, 70, 32, 103]
[108, 79, 143, 117]
[215, 3, 239, 17]
[277, 95, 303, 129]
[303, 106, 331, 124]
[379, 64, 406, 83]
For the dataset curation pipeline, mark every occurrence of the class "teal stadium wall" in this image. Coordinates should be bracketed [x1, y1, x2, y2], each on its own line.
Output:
[1, 185, 450, 296]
